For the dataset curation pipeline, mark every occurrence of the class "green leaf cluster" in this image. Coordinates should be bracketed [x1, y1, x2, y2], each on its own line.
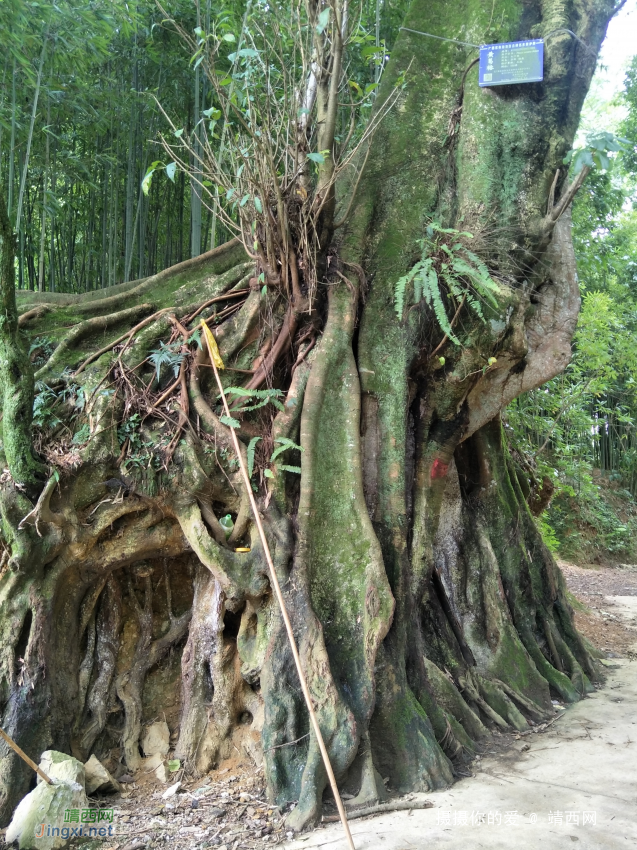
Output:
[564, 131, 629, 174]
[508, 67, 637, 561]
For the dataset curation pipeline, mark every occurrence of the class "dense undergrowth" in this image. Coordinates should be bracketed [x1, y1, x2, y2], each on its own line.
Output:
[507, 53, 637, 564]
[546, 471, 637, 563]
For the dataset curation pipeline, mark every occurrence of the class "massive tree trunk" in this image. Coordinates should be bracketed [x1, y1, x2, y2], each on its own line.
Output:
[0, 0, 616, 832]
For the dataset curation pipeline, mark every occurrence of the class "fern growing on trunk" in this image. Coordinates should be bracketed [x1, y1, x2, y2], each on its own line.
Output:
[394, 222, 503, 344]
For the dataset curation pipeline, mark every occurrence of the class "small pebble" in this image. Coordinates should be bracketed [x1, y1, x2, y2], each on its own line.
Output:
[208, 807, 224, 818]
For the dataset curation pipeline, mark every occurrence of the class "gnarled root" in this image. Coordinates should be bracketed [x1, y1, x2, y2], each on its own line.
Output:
[74, 576, 122, 760]
[116, 565, 191, 770]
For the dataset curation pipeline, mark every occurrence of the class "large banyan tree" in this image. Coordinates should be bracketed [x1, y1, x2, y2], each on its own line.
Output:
[0, 0, 619, 832]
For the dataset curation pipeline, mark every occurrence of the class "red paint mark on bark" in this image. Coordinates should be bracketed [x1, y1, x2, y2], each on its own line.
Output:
[431, 459, 449, 480]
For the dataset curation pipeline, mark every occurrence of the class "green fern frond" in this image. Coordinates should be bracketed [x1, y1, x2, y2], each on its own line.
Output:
[225, 386, 285, 412]
[393, 223, 502, 344]
[413, 257, 434, 303]
[277, 464, 301, 474]
[149, 341, 185, 381]
[464, 289, 485, 320]
[270, 437, 303, 463]
[429, 274, 460, 344]
[421, 265, 439, 306]
[460, 247, 499, 292]
[394, 266, 419, 319]
[247, 436, 261, 478]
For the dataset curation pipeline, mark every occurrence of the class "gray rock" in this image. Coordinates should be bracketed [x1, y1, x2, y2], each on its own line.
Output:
[37, 751, 85, 788]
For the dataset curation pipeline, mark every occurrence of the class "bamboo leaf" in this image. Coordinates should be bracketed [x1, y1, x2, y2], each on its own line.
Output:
[201, 320, 225, 369]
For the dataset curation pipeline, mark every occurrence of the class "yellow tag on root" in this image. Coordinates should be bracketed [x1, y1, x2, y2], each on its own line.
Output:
[200, 319, 225, 370]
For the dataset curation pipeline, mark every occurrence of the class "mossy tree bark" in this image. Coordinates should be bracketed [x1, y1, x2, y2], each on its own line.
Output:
[0, 193, 44, 493]
[0, 0, 617, 832]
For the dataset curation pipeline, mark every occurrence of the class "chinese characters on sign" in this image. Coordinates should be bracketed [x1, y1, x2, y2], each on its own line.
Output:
[479, 40, 544, 86]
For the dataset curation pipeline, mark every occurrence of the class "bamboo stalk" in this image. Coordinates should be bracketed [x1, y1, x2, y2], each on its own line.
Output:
[0, 727, 52, 785]
[16, 29, 49, 233]
[201, 322, 356, 850]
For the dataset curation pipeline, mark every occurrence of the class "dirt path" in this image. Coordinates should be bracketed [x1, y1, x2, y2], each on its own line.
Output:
[284, 658, 637, 850]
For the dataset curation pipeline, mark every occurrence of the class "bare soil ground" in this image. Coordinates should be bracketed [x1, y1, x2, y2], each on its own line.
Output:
[559, 560, 637, 658]
[98, 756, 285, 850]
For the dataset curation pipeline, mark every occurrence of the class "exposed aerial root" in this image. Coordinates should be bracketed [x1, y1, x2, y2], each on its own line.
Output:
[37, 303, 154, 381]
[323, 799, 433, 823]
[17, 475, 61, 535]
[74, 576, 122, 759]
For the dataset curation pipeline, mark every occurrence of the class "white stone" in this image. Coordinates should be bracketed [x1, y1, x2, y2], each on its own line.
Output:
[84, 755, 121, 795]
[154, 762, 169, 783]
[161, 781, 181, 799]
[141, 721, 170, 757]
[6, 751, 89, 850]
[141, 753, 164, 772]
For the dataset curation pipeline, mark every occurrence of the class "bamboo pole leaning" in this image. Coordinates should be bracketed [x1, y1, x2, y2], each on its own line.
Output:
[200, 319, 356, 850]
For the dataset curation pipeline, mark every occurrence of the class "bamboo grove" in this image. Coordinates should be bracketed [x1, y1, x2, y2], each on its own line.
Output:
[0, 0, 402, 293]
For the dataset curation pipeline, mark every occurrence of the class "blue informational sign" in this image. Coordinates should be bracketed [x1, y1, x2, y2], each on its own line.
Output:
[479, 39, 544, 87]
